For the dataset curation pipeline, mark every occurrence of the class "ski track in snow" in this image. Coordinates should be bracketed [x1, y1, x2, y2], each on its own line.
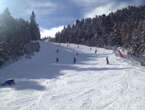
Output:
[0, 41, 145, 110]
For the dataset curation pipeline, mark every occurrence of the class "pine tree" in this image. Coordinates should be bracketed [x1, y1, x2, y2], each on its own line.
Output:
[30, 11, 40, 40]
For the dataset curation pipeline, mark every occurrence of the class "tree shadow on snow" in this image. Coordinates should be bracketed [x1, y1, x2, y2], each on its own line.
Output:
[0, 42, 131, 91]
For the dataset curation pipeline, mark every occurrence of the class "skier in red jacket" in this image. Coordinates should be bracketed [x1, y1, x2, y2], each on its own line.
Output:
[106, 56, 109, 64]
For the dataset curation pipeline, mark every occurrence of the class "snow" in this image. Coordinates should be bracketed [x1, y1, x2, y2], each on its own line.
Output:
[0, 41, 145, 110]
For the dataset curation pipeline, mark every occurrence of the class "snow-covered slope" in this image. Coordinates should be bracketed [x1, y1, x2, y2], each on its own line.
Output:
[0, 41, 145, 110]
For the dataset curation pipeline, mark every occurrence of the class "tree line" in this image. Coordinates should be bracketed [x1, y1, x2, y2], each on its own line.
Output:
[0, 8, 40, 66]
[55, 5, 145, 66]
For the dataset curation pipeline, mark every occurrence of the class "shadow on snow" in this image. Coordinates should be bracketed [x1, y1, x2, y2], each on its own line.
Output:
[0, 42, 130, 91]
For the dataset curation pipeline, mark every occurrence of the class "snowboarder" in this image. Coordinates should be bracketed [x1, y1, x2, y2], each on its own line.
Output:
[106, 56, 109, 64]
[73, 57, 76, 64]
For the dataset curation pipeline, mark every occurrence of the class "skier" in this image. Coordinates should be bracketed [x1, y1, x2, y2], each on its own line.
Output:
[90, 47, 92, 51]
[56, 48, 59, 53]
[106, 56, 109, 64]
[118, 50, 126, 58]
[56, 57, 59, 63]
[95, 49, 97, 54]
[73, 57, 76, 64]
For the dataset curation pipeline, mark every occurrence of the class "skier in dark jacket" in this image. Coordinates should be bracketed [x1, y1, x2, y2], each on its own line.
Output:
[73, 57, 76, 64]
[56, 48, 59, 53]
[56, 57, 59, 63]
[95, 49, 97, 54]
[90, 47, 92, 51]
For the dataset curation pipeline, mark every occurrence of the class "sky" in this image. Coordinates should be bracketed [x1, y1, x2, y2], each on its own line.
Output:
[0, 0, 145, 38]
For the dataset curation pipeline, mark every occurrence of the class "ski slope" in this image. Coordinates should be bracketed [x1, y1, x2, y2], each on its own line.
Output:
[0, 41, 145, 110]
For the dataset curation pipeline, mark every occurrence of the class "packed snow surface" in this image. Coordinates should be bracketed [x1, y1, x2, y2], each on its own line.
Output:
[0, 41, 145, 110]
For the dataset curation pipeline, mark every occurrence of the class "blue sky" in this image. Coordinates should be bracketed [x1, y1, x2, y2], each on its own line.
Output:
[0, 0, 145, 37]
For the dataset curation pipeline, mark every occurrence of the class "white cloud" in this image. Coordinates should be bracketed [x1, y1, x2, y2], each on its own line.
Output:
[72, 0, 109, 7]
[40, 26, 64, 38]
[84, 3, 112, 18]
[26, 1, 57, 16]
[84, 2, 129, 18]
[30, 1, 55, 8]
[72, 0, 143, 18]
